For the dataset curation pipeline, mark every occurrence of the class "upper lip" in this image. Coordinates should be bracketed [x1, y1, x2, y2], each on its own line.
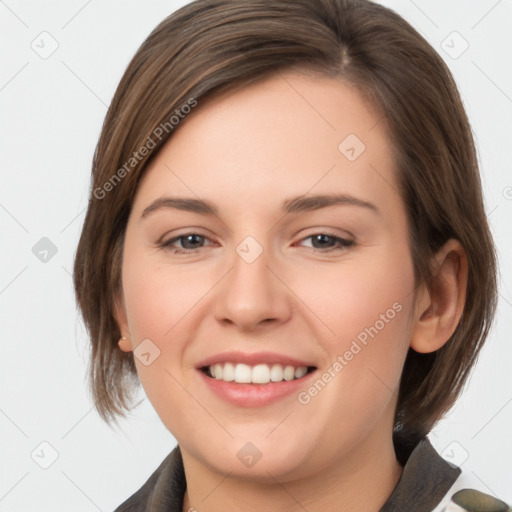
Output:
[196, 351, 316, 369]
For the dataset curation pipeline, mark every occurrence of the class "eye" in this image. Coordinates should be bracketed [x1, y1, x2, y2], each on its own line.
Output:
[159, 232, 215, 254]
[297, 233, 354, 252]
[159, 231, 355, 255]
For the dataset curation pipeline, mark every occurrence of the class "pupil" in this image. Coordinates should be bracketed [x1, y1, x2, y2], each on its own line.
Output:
[313, 234, 332, 248]
[184, 234, 202, 249]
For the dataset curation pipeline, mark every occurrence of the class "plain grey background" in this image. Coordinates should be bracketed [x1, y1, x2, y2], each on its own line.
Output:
[1, 0, 511, 509]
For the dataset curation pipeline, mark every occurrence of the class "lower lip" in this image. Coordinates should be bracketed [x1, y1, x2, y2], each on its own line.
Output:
[198, 369, 316, 407]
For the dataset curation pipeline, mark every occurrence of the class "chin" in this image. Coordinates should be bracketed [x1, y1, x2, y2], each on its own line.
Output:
[190, 434, 314, 482]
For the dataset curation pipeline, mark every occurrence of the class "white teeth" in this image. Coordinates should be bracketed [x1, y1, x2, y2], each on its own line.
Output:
[207, 363, 310, 384]
[214, 363, 223, 380]
[223, 362, 235, 382]
[269, 364, 283, 382]
[234, 363, 252, 383]
[294, 366, 307, 379]
[283, 365, 295, 381]
[252, 364, 270, 384]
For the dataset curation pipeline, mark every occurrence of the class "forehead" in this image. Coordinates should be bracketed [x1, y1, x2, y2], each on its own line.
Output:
[133, 70, 401, 220]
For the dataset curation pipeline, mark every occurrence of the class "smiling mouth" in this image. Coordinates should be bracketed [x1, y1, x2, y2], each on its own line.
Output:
[201, 362, 317, 384]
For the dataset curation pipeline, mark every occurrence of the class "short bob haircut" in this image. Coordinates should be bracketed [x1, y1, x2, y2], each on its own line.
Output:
[73, 0, 498, 461]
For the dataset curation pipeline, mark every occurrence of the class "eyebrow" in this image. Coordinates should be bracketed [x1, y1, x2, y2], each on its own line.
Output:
[140, 193, 379, 219]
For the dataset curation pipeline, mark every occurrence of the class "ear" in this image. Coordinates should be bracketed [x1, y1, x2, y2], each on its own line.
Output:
[113, 291, 133, 353]
[410, 239, 468, 353]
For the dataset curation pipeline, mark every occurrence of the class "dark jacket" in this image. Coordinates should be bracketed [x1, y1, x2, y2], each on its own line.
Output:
[113, 437, 509, 511]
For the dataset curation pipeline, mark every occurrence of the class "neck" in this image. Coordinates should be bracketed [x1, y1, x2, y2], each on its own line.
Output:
[181, 431, 403, 512]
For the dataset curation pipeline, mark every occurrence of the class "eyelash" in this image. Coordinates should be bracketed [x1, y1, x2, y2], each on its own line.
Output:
[159, 232, 355, 255]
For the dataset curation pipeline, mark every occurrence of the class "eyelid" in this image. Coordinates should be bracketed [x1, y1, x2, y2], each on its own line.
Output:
[159, 230, 216, 250]
[296, 227, 354, 241]
[157, 227, 213, 244]
[292, 224, 354, 242]
[294, 231, 355, 250]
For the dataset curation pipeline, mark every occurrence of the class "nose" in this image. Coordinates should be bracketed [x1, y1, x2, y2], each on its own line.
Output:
[213, 238, 293, 331]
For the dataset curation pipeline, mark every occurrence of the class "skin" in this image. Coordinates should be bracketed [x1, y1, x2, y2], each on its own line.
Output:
[114, 69, 468, 512]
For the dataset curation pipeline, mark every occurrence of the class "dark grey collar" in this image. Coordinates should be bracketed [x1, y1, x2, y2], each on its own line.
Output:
[115, 437, 461, 512]
[380, 437, 461, 511]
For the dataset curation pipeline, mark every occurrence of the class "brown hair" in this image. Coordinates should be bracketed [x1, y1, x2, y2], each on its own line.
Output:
[73, 0, 497, 459]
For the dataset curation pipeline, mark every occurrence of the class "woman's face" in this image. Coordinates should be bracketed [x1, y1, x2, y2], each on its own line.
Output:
[117, 70, 417, 481]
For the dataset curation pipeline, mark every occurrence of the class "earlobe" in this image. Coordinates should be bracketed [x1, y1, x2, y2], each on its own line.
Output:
[113, 293, 133, 353]
[118, 336, 133, 352]
[410, 239, 468, 354]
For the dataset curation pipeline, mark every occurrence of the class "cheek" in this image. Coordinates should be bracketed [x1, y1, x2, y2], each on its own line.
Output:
[305, 251, 414, 349]
[122, 249, 206, 342]
[120, 256, 200, 428]
[120, 244, 224, 411]
[300, 249, 415, 410]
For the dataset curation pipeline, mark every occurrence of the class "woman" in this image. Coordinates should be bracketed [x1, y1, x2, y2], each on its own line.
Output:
[73, 0, 509, 510]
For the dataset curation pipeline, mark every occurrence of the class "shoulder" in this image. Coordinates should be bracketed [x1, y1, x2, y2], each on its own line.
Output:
[113, 444, 186, 512]
[382, 436, 510, 511]
[431, 471, 511, 511]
